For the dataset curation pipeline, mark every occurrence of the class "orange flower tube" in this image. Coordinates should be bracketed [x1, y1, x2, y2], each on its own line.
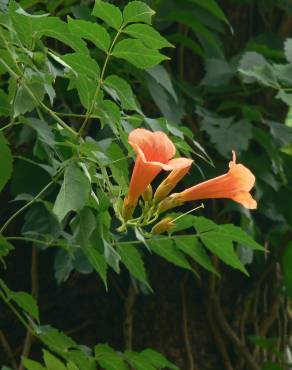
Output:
[173, 151, 257, 209]
[122, 128, 190, 220]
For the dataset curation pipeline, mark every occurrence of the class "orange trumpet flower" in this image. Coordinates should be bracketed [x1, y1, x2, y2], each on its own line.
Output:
[172, 151, 257, 209]
[122, 128, 191, 220]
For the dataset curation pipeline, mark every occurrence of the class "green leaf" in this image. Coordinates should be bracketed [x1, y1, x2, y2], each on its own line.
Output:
[123, 1, 155, 25]
[103, 240, 121, 274]
[22, 203, 60, 239]
[276, 90, 292, 106]
[10, 291, 39, 321]
[0, 90, 10, 116]
[146, 65, 177, 102]
[124, 351, 156, 370]
[22, 358, 46, 370]
[168, 11, 222, 55]
[0, 235, 14, 258]
[43, 350, 66, 370]
[148, 238, 193, 271]
[197, 108, 252, 158]
[71, 208, 96, 246]
[238, 52, 270, 84]
[95, 344, 129, 370]
[202, 58, 234, 86]
[66, 362, 79, 370]
[117, 244, 149, 286]
[92, 0, 123, 30]
[66, 350, 95, 370]
[23, 117, 55, 147]
[174, 236, 217, 274]
[36, 17, 88, 54]
[67, 18, 111, 52]
[106, 141, 129, 188]
[38, 326, 77, 353]
[139, 349, 178, 370]
[59, 53, 100, 79]
[98, 100, 121, 134]
[9, 7, 86, 53]
[219, 224, 264, 251]
[68, 76, 97, 110]
[123, 24, 172, 50]
[53, 164, 90, 222]
[193, 217, 249, 274]
[0, 132, 13, 193]
[104, 75, 138, 110]
[112, 39, 168, 68]
[83, 244, 107, 288]
[54, 249, 74, 285]
[189, 0, 231, 29]
[14, 83, 45, 117]
[200, 232, 248, 274]
[168, 33, 206, 59]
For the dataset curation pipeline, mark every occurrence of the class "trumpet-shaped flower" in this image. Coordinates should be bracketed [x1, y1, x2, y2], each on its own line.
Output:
[172, 151, 257, 209]
[122, 128, 191, 220]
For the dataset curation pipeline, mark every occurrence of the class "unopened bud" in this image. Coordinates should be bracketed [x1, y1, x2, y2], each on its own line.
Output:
[122, 196, 137, 221]
[142, 185, 153, 202]
[158, 194, 184, 213]
[154, 179, 173, 203]
[152, 217, 175, 235]
[154, 160, 193, 202]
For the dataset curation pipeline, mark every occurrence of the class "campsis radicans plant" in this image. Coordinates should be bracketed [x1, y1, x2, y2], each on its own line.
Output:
[119, 128, 257, 235]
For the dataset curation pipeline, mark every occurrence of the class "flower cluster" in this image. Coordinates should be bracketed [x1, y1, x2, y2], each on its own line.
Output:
[120, 128, 257, 234]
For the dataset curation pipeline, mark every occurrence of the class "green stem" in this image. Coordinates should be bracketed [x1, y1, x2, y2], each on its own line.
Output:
[0, 170, 63, 234]
[0, 122, 15, 132]
[0, 291, 33, 334]
[6, 236, 53, 246]
[78, 26, 124, 136]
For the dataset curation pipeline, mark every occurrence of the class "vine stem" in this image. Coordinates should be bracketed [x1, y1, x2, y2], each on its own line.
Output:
[0, 169, 63, 234]
[0, 122, 16, 132]
[78, 26, 124, 136]
[0, 291, 33, 334]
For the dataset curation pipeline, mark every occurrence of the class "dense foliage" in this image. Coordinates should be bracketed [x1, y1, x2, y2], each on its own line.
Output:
[0, 0, 292, 369]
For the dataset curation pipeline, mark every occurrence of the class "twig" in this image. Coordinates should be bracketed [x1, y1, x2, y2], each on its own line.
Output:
[205, 267, 233, 370]
[0, 330, 18, 370]
[181, 278, 196, 370]
[65, 319, 93, 336]
[213, 296, 261, 370]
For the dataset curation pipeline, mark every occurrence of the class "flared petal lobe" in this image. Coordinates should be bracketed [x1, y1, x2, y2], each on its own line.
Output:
[127, 129, 177, 203]
[175, 151, 257, 209]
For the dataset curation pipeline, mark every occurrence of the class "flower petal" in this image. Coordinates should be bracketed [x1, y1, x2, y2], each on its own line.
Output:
[129, 128, 175, 163]
[232, 191, 257, 209]
[167, 157, 193, 170]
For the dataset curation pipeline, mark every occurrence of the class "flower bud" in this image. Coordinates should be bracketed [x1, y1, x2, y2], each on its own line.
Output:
[154, 159, 193, 202]
[158, 194, 184, 213]
[122, 197, 137, 221]
[152, 217, 175, 235]
[142, 184, 153, 202]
